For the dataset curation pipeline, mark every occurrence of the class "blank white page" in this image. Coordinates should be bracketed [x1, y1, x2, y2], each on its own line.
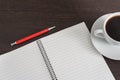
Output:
[0, 42, 51, 80]
[41, 22, 115, 80]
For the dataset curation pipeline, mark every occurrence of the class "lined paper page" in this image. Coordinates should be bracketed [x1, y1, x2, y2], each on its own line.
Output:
[41, 22, 115, 80]
[0, 42, 51, 80]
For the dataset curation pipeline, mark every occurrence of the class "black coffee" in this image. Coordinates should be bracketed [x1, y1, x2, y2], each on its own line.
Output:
[106, 16, 120, 41]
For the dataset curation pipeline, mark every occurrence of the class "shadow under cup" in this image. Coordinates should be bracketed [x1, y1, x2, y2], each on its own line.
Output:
[106, 16, 120, 42]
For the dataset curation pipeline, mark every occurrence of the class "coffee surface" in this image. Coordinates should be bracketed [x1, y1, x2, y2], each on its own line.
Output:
[106, 16, 120, 41]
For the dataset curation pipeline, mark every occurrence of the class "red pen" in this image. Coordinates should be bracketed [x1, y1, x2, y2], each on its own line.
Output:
[11, 26, 56, 46]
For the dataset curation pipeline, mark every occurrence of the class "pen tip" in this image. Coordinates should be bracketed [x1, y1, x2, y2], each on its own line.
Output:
[11, 42, 16, 46]
[48, 26, 56, 30]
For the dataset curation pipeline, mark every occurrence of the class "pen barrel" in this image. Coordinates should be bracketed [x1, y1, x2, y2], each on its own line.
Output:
[16, 28, 49, 44]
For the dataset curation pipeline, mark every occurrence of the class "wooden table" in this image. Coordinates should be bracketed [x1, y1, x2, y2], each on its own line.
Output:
[0, 0, 120, 79]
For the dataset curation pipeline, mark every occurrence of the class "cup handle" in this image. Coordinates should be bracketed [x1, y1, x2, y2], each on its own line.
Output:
[94, 29, 105, 38]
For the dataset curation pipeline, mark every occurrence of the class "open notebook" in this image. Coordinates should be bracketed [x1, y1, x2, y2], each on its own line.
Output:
[0, 22, 115, 80]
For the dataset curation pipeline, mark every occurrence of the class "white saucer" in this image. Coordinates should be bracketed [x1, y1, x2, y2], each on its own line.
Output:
[91, 15, 120, 60]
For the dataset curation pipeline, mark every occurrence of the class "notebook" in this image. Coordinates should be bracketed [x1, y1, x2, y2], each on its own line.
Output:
[0, 22, 115, 80]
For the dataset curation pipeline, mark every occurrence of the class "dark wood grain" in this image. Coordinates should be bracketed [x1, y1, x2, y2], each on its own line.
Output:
[0, 0, 120, 79]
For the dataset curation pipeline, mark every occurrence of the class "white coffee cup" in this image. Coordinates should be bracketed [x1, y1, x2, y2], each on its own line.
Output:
[94, 12, 120, 45]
